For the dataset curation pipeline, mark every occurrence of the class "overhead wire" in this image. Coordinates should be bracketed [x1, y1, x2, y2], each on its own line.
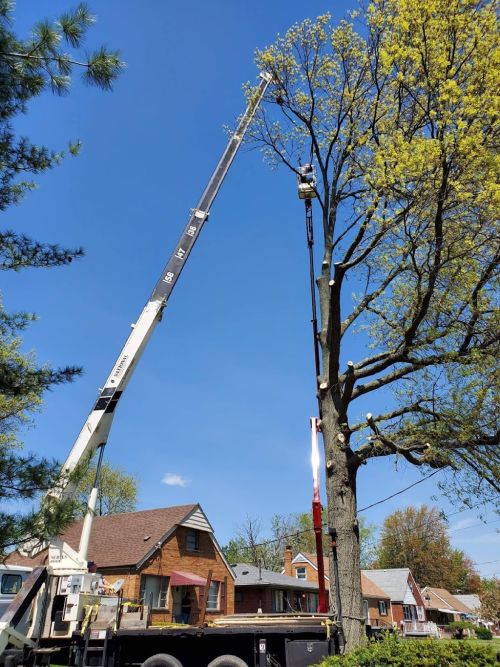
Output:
[231, 472, 497, 555]
[357, 470, 442, 513]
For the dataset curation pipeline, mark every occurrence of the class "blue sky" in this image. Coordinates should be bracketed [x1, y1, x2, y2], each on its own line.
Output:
[5, 1, 498, 578]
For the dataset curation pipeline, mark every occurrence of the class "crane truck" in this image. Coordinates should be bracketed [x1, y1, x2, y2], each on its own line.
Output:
[0, 73, 340, 667]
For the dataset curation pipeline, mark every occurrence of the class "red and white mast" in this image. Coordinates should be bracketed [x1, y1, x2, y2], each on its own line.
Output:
[310, 416, 328, 613]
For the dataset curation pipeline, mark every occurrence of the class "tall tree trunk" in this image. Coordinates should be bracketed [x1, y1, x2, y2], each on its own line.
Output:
[322, 406, 364, 649]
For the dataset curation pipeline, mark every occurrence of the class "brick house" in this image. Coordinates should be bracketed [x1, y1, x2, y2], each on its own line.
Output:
[284, 550, 393, 628]
[6, 504, 234, 625]
[362, 568, 430, 635]
[361, 574, 393, 629]
[421, 587, 473, 628]
[232, 563, 321, 614]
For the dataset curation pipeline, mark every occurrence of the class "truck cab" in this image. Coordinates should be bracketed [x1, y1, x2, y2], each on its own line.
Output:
[0, 566, 33, 619]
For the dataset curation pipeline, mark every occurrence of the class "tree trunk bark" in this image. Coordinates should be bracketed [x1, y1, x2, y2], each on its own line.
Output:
[321, 408, 365, 649]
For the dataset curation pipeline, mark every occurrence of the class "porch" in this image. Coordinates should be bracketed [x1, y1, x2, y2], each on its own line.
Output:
[402, 620, 440, 637]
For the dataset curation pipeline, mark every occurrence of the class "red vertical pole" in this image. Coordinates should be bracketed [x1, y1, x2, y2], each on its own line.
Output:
[311, 417, 328, 613]
[313, 499, 328, 612]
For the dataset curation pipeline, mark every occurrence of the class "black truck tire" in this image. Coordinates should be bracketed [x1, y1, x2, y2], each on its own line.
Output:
[141, 654, 183, 667]
[206, 656, 248, 667]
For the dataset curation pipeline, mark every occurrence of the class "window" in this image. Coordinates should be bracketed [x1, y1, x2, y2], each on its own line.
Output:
[295, 567, 306, 580]
[206, 581, 220, 610]
[235, 590, 243, 603]
[272, 590, 284, 612]
[307, 592, 319, 613]
[139, 575, 169, 609]
[1, 574, 22, 595]
[403, 605, 413, 621]
[378, 600, 388, 616]
[363, 599, 369, 622]
[416, 605, 425, 621]
[186, 530, 200, 552]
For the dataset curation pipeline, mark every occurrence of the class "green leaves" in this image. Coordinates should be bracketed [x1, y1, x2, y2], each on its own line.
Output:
[85, 46, 123, 90]
[375, 505, 481, 591]
[0, 4, 123, 554]
[0, 4, 124, 209]
[75, 462, 138, 516]
[58, 3, 95, 48]
[321, 633, 497, 666]
[0, 231, 84, 270]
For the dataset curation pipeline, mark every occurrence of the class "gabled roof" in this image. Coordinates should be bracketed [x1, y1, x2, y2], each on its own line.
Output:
[362, 568, 416, 603]
[290, 553, 389, 599]
[233, 564, 319, 591]
[6, 504, 214, 569]
[292, 552, 330, 581]
[422, 587, 473, 614]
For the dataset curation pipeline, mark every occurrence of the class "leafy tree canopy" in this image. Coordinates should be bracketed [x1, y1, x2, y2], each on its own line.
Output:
[374, 505, 481, 592]
[76, 462, 138, 517]
[479, 577, 500, 624]
[249, 0, 499, 647]
[0, 2, 122, 553]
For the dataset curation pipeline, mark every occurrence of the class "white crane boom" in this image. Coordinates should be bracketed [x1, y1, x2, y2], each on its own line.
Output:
[53, 72, 271, 500]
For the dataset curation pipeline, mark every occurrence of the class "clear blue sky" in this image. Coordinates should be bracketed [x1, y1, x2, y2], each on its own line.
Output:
[5, 1, 498, 578]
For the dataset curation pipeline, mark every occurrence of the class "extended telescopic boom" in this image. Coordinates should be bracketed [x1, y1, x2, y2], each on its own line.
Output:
[52, 72, 271, 501]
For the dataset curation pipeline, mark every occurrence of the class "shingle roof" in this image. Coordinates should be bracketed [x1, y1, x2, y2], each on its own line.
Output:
[361, 573, 391, 599]
[454, 594, 480, 613]
[362, 568, 414, 603]
[292, 554, 389, 600]
[422, 587, 473, 614]
[232, 564, 319, 591]
[6, 504, 198, 569]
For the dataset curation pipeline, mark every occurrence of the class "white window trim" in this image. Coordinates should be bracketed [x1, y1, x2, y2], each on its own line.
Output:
[206, 581, 220, 611]
[403, 604, 413, 621]
[378, 600, 388, 616]
[139, 575, 169, 609]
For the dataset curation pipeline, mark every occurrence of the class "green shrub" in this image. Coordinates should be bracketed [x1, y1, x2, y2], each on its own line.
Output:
[448, 620, 475, 638]
[475, 626, 493, 640]
[318, 632, 496, 666]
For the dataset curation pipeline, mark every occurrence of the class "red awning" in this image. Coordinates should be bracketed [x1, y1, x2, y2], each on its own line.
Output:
[170, 571, 207, 587]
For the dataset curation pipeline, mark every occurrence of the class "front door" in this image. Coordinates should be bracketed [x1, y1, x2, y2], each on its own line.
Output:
[172, 585, 185, 623]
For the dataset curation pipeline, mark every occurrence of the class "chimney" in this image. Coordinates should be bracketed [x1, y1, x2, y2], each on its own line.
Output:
[284, 545, 293, 577]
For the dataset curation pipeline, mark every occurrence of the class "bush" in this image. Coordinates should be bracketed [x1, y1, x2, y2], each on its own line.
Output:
[475, 626, 493, 640]
[318, 632, 496, 666]
[448, 620, 475, 638]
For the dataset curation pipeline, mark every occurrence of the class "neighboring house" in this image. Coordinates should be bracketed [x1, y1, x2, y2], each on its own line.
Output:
[421, 586, 472, 629]
[284, 550, 393, 628]
[454, 593, 481, 616]
[455, 593, 495, 631]
[362, 568, 436, 636]
[6, 504, 234, 625]
[232, 564, 321, 614]
[285, 549, 329, 588]
[361, 573, 393, 630]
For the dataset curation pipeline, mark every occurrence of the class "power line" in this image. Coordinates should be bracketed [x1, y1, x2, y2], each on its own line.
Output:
[231, 470, 494, 555]
[358, 470, 442, 513]
[474, 560, 500, 566]
[449, 519, 500, 534]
